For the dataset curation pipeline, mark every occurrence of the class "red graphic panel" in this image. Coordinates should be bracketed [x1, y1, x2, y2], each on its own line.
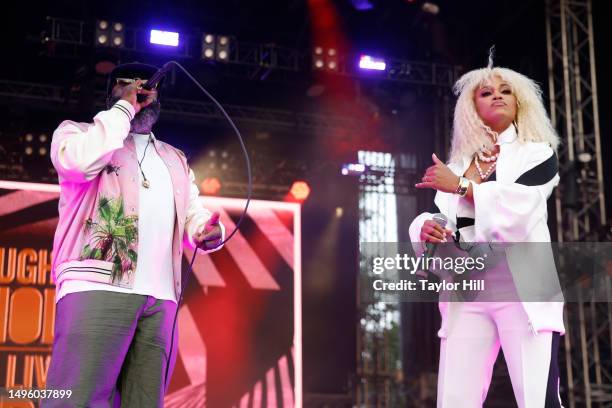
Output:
[0, 181, 302, 408]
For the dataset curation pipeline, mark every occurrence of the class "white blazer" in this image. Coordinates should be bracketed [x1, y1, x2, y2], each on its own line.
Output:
[408, 125, 565, 337]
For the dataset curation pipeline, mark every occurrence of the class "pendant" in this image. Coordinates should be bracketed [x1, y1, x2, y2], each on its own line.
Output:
[142, 180, 150, 189]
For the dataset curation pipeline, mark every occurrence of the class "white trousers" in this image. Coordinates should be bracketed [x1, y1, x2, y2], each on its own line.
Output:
[437, 302, 562, 408]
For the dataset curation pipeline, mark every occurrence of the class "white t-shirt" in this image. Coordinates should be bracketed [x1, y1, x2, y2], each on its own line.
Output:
[56, 132, 177, 303]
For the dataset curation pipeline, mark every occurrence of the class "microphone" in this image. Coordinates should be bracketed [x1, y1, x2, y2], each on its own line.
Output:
[424, 213, 448, 259]
[142, 62, 172, 90]
[416, 213, 448, 282]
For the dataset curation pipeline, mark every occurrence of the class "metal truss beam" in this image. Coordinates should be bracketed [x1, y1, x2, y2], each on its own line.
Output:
[545, 0, 606, 242]
[0, 79, 364, 134]
[43, 17, 459, 88]
[545, 1, 609, 407]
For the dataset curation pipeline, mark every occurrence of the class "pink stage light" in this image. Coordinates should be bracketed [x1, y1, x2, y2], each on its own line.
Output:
[150, 29, 179, 46]
[201, 177, 222, 195]
[359, 55, 386, 71]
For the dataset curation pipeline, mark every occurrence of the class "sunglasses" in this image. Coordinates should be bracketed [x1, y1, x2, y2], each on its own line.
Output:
[115, 78, 159, 88]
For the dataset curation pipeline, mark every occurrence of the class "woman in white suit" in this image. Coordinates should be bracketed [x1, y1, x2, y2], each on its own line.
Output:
[409, 62, 564, 408]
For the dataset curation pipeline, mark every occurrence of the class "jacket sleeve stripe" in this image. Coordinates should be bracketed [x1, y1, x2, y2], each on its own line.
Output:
[515, 153, 558, 187]
[113, 104, 133, 121]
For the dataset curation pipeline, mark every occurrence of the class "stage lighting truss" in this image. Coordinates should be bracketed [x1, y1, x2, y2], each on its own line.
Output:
[312, 46, 339, 72]
[95, 20, 125, 48]
[45, 17, 459, 87]
[201, 33, 233, 62]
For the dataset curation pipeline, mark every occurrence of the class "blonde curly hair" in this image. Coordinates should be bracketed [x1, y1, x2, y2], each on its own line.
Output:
[448, 66, 560, 165]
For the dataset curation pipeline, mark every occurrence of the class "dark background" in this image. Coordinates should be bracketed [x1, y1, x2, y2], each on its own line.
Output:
[1, 0, 610, 402]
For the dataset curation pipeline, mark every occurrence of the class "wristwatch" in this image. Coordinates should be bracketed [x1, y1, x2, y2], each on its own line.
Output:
[455, 176, 470, 197]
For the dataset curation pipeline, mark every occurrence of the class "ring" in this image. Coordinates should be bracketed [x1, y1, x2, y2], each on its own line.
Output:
[137, 85, 143, 90]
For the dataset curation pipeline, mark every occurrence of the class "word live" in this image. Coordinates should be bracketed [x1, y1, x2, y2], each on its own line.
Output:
[1, 247, 56, 390]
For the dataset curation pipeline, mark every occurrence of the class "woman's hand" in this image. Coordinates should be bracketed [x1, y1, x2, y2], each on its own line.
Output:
[420, 219, 452, 243]
[415, 153, 460, 193]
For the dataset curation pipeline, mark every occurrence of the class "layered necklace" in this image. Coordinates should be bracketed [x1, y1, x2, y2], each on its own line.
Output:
[474, 147, 499, 181]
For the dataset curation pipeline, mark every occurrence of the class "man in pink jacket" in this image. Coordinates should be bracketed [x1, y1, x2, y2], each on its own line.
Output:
[42, 63, 224, 407]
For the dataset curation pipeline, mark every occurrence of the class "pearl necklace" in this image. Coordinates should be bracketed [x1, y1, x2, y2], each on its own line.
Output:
[476, 149, 499, 162]
[474, 155, 496, 180]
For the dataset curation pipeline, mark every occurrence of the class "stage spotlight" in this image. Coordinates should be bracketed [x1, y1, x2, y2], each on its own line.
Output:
[289, 181, 311, 201]
[577, 152, 592, 163]
[22, 132, 50, 160]
[203, 48, 214, 59]
[341, 163, 366, 176]
[359, 55, 386, 71]
[150, 29, 179, 47]
[313, 46, 325, 70]
[111, 21, 125, 48]
[351, 0, 374, 10]
[327, 48, 338, 71]
[422, 2, 440, 14]
[201, 177, 222, 195]
[96, 20, 125, 48]
[202, 33, 215, 59]
[201, 33, 232, 62]
[216, 35, 231, 61]
[312, 46, 339, 72]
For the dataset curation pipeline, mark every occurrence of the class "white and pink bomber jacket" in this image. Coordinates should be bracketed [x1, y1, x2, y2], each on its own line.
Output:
[50, 100, 222, 301]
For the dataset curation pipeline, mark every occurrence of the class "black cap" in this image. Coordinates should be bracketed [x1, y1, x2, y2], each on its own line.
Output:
[106, 62, 162, 101]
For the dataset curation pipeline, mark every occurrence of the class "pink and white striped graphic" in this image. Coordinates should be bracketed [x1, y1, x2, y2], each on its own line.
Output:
[0, 181, 303, 408]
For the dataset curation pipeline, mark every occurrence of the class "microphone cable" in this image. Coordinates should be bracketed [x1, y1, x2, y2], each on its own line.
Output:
[159, 61, 252, 387]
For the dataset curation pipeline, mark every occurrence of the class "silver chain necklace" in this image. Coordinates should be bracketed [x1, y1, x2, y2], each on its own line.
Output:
[137, 135, 152, 189]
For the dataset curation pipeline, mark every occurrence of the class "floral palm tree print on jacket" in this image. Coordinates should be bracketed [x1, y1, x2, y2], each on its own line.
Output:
[80, 196, 138, 284]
